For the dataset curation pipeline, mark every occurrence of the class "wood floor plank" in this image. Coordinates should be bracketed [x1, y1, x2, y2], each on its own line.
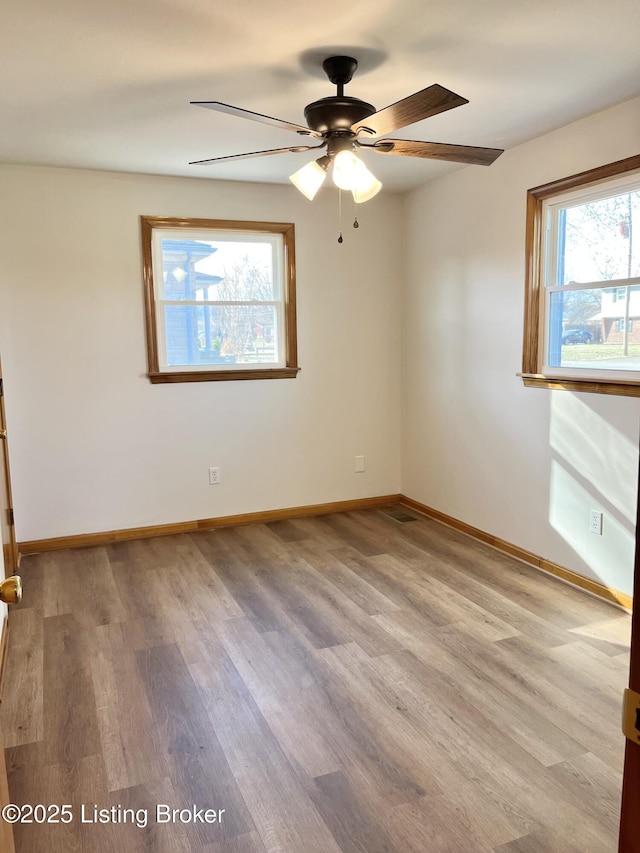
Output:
[201, 526, 402, 656]
[312, 642, 445, 804]
[190, 649, 344, 853]
[44, 547, 127, 627]
[5, 744, 114, 853]
[165, 536, 245, 625]
[42, 613, 101, 766]
[379, 510, 620, 630]
[9, 554, 45, 614]
[309, 769, 400, 853]
[367, 551, 521, 640]
[136, 642, 254, 845]
[289, 541, 402, 618]
[216, 617, 343, 778]
[364, 547, 571, 648]
[388, 794, 495, 853]
[547, 751, 622, 832]
[202, 831, 269, 852]
[314, 641, 541, 844]
[90, 621, 169, 791]
[313, 513, 390, 557]
[492, 815, 614, 853]
[101, 777, 195, 853]
[193, 529, 288, 634]
[220, 525, 355, 649]
[373, 609, 587, 768]
[1, 608, 43, 747]
[265, 519, 312, 542]
[438, 624, 625, 772]
[1, 507, 629, 853]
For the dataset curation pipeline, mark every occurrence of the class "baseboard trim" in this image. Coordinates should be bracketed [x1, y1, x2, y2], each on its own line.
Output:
[0, 616, 9, 702]
[18, 494, 402, 555]
[18, 492, 631, 610]
[399, 495, 633, 612]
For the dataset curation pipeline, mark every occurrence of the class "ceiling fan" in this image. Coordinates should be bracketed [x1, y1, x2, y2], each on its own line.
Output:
[190, 56, 504, 203]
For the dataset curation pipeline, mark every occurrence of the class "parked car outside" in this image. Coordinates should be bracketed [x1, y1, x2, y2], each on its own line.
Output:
[562, 328, 593, 344]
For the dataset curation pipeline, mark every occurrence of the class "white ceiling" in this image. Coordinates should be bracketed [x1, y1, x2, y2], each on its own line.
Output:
[2, 0, 640, 192]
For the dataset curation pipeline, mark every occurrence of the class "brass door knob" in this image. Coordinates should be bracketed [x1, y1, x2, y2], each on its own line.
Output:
[0, 575, 22, 604]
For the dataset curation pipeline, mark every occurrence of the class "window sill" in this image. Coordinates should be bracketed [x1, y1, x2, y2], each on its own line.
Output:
[149, 367, 301, 384]
[519, 372, 640, 397]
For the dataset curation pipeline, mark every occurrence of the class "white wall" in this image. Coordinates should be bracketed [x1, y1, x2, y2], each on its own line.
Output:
[403, 96, 640, 598]
[0, 167, 402, 541]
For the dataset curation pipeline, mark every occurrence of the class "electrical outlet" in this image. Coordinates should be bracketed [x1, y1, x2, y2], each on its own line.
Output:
[589, 509, 603, 535]
[355, 455, 365, 473]
[209, 467, 221, 485]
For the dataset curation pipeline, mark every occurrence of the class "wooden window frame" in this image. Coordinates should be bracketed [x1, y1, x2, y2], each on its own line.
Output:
[521, 154, 640, 397]
[141, 216, 300, 383]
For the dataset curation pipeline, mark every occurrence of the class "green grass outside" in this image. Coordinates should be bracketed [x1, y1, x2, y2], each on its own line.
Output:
[561, 343, 640, 362]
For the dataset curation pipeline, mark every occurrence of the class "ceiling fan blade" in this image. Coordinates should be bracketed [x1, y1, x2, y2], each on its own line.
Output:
[361, 138, 504, 166]
[191, 101, 322, 137]
[352, 84, 468, 138]
[189, 145, 323, 166]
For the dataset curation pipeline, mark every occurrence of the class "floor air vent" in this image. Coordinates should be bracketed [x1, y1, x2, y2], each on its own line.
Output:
[383, 508, 419, 523]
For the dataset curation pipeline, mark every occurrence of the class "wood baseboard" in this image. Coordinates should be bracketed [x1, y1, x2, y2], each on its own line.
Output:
[399, 495, 633, 611]
[18, 494, 402, 555]
[18, 491, 630, 611]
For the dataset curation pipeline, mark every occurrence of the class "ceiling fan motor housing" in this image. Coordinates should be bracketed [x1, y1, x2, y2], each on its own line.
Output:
[303, 55, 376, 136]
[304, 97, 376, 135]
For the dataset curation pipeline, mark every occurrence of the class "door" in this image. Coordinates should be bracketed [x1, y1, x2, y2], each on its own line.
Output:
[619, 473, 640, 852]
[0, 357, 17, 852]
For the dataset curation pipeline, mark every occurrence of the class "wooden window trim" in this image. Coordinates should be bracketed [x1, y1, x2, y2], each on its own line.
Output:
[522, 153, 640, 396]
[141, 216, 300, 383]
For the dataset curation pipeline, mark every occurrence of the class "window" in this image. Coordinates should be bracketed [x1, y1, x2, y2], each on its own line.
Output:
[522, 154, 640, 396]
[141, 216, 299, 383]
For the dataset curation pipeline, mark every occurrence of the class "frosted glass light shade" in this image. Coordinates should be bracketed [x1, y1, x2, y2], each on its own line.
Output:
[332, 150, 360, 190]
[351, 158, 382, 203]
[289, 160, 328, 200]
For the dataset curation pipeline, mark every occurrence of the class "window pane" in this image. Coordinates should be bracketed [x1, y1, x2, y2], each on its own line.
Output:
[559, 190, 640, 284]
[548, 289, 640, 371]
[163, 304, 280, 367]
[159, 238, 278, 301]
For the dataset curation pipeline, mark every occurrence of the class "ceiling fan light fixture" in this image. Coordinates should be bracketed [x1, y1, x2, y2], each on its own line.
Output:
[289, 156, 330, 200]
[351, 158, 382, 203]
[332, 149, 361, 191]
[332, 149, 381, 202]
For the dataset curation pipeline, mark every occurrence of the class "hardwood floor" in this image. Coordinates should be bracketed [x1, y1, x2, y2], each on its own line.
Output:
[0, 507, 630, 852]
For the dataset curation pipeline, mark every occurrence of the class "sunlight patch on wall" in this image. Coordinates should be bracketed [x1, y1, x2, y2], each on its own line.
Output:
[550, 461, 635, 595]
[550, 392, 637, 523]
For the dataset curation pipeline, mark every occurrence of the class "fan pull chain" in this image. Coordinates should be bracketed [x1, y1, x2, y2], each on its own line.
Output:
[338, 189, 343, 244]
[353, 195, 359, 229]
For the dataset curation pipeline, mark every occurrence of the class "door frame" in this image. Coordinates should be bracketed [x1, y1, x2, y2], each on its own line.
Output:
[0, 362, 17, 576]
